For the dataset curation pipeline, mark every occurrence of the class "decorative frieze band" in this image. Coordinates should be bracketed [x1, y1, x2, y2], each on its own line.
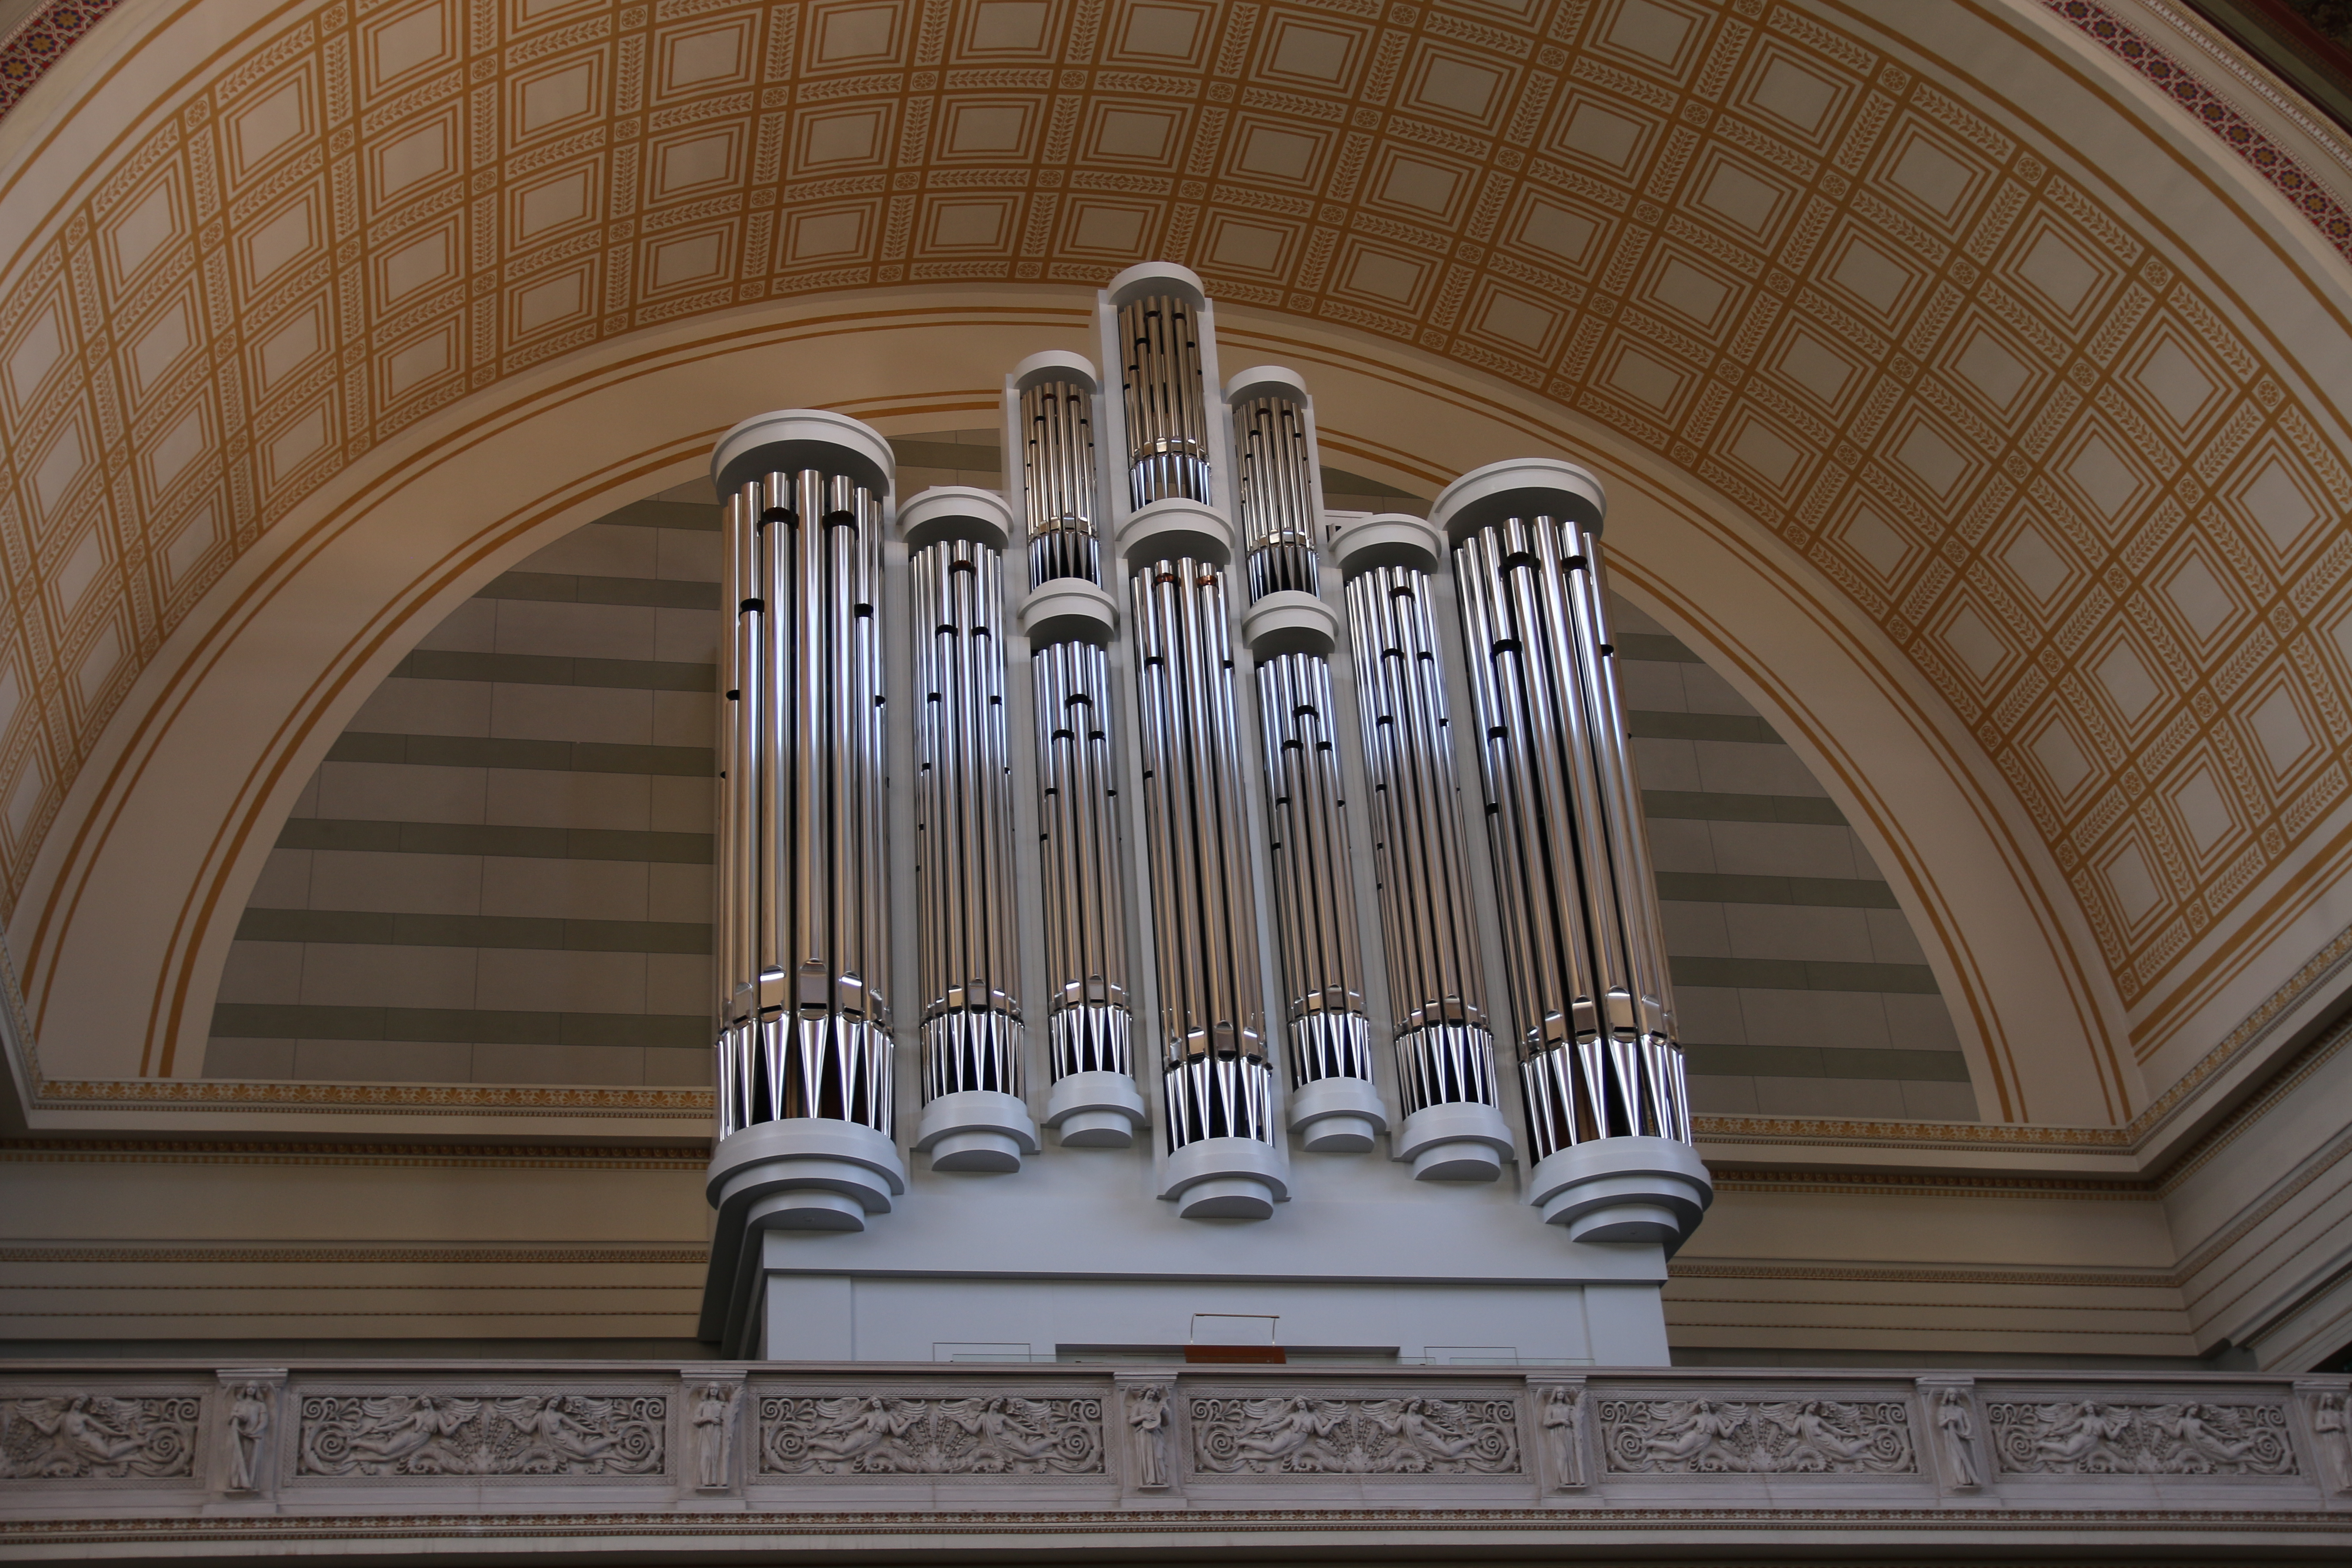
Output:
[757, 1393, 1105, 1477]
[1983, 1396, 2296, 1476]
[0, 1366, 2344, 1520]
[1187, 1390, 1522, 1476]
[1597, 1393, 1916, 1475]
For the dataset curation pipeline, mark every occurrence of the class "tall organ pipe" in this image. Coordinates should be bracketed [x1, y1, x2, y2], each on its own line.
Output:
[1106, 264, 1283, 1219]
[905, 489, 1040, 1173]
[1021, 372, 1100, 588]
[1009, 356, 1150, 1147]
[1117, 295, 1212, 508]
[706, 410, 906, 1248]
[1338, 520, 1513, 1182]
[1231, 370, 1384, 1156]
[1433, 461, 1710, 1248]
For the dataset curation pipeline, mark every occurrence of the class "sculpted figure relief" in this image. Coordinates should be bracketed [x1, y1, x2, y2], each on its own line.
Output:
[1189, 1393, 1520, 1475]
[1930, 1387, 1980, 1488]
[1985, 1400, 2295, 1476]
[2310, 1392, 2352, 1492]
[1601, 1397, 1915, 1474]
[223, 1383, 273, 1492]
[759, 1394, 1103, 1475]
[1123, 1384, 1171, 1490]
[692, 1384, 738, 1491]
[297, 1393, 665, 1477]
[0, 1396, 201, 1480]
[1537, 1384, 1586, 1488]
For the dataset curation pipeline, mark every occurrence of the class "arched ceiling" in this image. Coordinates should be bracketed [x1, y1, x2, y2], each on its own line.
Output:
[1, 0, 2350, 1121]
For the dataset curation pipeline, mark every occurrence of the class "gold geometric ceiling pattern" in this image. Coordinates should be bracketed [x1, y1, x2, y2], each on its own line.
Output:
[1, 0, 2349, 1037]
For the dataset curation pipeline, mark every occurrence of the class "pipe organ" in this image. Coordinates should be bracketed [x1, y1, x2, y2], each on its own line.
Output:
[701, 264, 1709, 1363]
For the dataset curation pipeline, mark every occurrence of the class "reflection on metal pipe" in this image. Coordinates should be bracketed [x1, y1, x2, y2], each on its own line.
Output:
[1234, 393, 1317, 600]
[1021, 375, 1099, 588]
[1436, 459, 1708, 1248]
[709, 410, 906, 1236]
[1338, 521, 1513, 1182]
[908, 498, 1040, 1173]
[1233, 371, 1383, 1156]
[716, 467, 894, 1141]
[1117, 297, 1211, 508]
[1130, 553, 1270, 1149]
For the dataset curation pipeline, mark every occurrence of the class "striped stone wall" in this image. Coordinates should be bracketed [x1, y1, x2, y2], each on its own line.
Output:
[204, 436, 1974, 1122]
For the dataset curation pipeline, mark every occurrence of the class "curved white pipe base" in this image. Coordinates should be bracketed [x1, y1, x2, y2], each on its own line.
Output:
[1042, 1069, 1149, 1148]
[1397, 1101, 1516, 1182]
[1527, 1134, 1714, 1254]
[1161, 1136, 1289, 1222]
[1286, 1075, 1390, 1154]
[914, 1090, 1041, 1173]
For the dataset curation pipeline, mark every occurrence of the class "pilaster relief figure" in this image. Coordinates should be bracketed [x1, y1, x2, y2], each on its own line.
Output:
[0, 1396, 201, 1479]
[692, 1383, 738, 1491]
[223, 1383, 272, 1492]
[1601, 1396, 1914, 1474]
[760, 1395, 1103, 1475]
[1929, 1387, 1980, 1488]
[2310, 1391, 2352, 1492]
[1985, 1400, 2294, 1475]
[1537, 1384, 1586, 1489]
[1124, 1383, 1171, 1489]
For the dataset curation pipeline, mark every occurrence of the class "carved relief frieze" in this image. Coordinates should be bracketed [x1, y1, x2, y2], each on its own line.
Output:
[756, 1393, 1105, 1476]
[1187, 1391, 1522, 1476]
[294, 1393, 667, 1479]
[1984, 1397, 2297, 1476]
[0, 1395, 203, 1481]
[1599, 1395, 1916, 1475]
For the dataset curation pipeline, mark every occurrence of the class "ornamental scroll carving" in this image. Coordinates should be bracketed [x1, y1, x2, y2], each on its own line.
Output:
[0, 1396, 201, 1479]
[296, 1394, 665, 1477]
[1188, 1394, 1521, 1475]
[1984, 1400, 2295, 1475]
[1600, 1397, 1915, 1474]
[758, 1395, 1104, 1475]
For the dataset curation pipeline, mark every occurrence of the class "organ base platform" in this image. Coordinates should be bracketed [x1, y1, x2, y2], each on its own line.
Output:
[702, 1132, 1674, 1364]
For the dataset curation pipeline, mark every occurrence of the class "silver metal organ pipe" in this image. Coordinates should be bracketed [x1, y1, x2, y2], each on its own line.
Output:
[912, 538, 1022, 1105]
[1234, 393, 1318, 600]
[1021, 375, 1099, 588]
[1253, 648, 1369, 1091]
[1010, 361, 1141, 1131]
[714, 461, 893, 1145]
[1230, 375, 1374, 1127]
[1443, 479, 1691, 1162]
[1117, 296, 1212, 508]
[1343, 559, 1500, 1126]
[1130, 549, 1271, 1149]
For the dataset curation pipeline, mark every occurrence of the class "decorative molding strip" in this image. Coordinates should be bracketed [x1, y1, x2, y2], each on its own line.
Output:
[2043, 0, 2352, 262]
[20, 1079, 716, 1118]
[0, 1245, 707, 1265]
[0, 1141, 709, 1170]
[0, 0, 122, 121]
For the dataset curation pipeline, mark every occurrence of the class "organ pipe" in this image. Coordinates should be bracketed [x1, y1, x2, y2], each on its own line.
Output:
[1012, 359, 1145, 1142]
[715, 464, 894, 1145]
[1231, 373, 1381, 1152]
[1234, 393, 1318, 600]
[1021, 375, 1099, 588]
[1117, 296, 1212, 508]
[1344, 559, 1504, 1139]
[1130, 552, 1272, 1150]
[1033, 637, 1134, 1087]
[1448, 490, 1692, 1161]
[903, 489, 1041, 1172]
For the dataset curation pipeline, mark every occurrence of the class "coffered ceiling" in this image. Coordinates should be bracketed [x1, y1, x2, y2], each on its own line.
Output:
[1, 0, 2349, 1087]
